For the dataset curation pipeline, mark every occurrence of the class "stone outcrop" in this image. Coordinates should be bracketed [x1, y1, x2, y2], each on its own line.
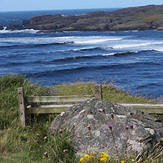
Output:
[50, 98, 163, 159]
[0, 26, 3, 30]
[7, 5, 163, 32]
[6, 24, 25, 30]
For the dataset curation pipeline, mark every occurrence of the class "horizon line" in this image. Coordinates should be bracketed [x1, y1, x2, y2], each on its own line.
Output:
[0, 4, 160, 13]
[0, 7, 120, 13]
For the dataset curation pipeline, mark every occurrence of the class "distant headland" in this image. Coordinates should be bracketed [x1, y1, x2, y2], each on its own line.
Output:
[3, 5, 163, 32]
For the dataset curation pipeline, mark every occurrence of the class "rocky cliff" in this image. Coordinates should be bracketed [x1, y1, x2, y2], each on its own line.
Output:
[6, 5, 163, 31]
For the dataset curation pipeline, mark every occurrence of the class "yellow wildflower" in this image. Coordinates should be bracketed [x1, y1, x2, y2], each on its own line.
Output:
[121, 160, 125, 163]
[100, 152, 109, 158]
[80, 157, 84, 162]
[84, 154, 91, 159]
[100, 157, 107, 162]
[131, 158, 135, 162]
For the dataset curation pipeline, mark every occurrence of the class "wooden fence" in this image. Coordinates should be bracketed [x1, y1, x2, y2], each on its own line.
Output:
[18, 85, 163, 127]
[17, 85, 102, 127]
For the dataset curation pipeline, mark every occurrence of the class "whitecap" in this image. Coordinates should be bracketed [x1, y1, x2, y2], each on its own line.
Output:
[154, 48, 163, 52]
[112, 41, 163, 49]
[58, 36, 123, 44]
[0, 36, 70, 44]
[74, 38, 123, 44]
[102, 53, 116, 56]
[0, 28, 39, 34]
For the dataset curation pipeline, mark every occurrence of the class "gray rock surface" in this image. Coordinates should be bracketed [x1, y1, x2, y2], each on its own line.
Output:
[50, 99, 163, 158]
[6, 24, 25, 30]
[0, 26, 3, 30]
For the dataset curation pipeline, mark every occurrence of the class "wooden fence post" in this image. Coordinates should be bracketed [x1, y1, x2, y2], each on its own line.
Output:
[95, 84, 102, 100]
[18, 87, 26, 127]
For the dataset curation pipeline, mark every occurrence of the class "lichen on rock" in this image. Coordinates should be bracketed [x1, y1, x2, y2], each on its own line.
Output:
[50, 98, 163, 158]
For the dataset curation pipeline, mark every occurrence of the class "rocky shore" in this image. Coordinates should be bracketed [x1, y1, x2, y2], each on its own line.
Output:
[3, 5, 163, 32]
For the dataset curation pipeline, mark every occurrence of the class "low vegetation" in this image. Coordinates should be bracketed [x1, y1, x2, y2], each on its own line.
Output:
[0, 75, 162, 162]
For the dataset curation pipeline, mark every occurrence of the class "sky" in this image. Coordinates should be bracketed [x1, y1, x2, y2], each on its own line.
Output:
[0, 0, 163, 12]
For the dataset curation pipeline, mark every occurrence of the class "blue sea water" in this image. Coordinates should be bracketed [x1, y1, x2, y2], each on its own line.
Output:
[0, 9, 163, 97]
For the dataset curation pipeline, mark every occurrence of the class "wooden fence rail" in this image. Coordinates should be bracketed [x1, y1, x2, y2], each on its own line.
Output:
[17, 84, 102, 127]
[18, 85, 163, 127]
[120, 103, 163, 114]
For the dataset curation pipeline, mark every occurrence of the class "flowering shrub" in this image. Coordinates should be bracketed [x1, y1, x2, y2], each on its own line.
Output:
[100, 152, 109, 162]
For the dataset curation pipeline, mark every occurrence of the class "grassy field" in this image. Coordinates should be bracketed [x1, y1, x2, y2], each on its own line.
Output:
[0, 75, 162, 162]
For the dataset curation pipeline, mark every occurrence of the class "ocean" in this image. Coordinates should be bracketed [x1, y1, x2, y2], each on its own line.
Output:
[0, 9, 163, 98]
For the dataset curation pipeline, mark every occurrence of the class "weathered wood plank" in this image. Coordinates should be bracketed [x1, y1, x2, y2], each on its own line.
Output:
[39, 104, 73, 108]
[120, 103, 163, 107]
[17, 87, 26, 127]
[29, 107, 67, 114]
[27, 96, 91, 103]
[120, 103, 163, 114]
[94, 84, 102, 100]
[30, 103, 163, 114]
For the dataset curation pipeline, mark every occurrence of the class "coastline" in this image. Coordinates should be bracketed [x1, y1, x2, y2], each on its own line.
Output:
[0, 27, 163, 34]
[3, 5, 163, 32]
[1, 2, 163, 162]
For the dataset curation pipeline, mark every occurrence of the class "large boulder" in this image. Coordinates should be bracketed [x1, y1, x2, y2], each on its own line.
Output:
[50, 99, 163, 159]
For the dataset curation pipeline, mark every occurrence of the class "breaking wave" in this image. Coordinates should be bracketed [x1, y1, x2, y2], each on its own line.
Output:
[0, 28, 39, 34]
[74, 37, 123, 44]
[112, 41, 163, 49]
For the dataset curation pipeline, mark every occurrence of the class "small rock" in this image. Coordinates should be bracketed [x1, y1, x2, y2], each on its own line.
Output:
[87, 114, 94, 119]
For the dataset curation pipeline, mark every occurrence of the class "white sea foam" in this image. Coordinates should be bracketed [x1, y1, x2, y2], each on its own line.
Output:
[0, 34, 124, 46]
[131, 30, 139, 32]
[74, 37, 123, 44]
[154, 48, 163, 52]
[112, 41, 163, 49]
[0, 28, 39, 34]
[123, 30, 139, 33]
[102, 53, 116, 56]
[102, 51, 140, 56]
[0, 37, 67, 44]
[58, 36, 123, 44]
